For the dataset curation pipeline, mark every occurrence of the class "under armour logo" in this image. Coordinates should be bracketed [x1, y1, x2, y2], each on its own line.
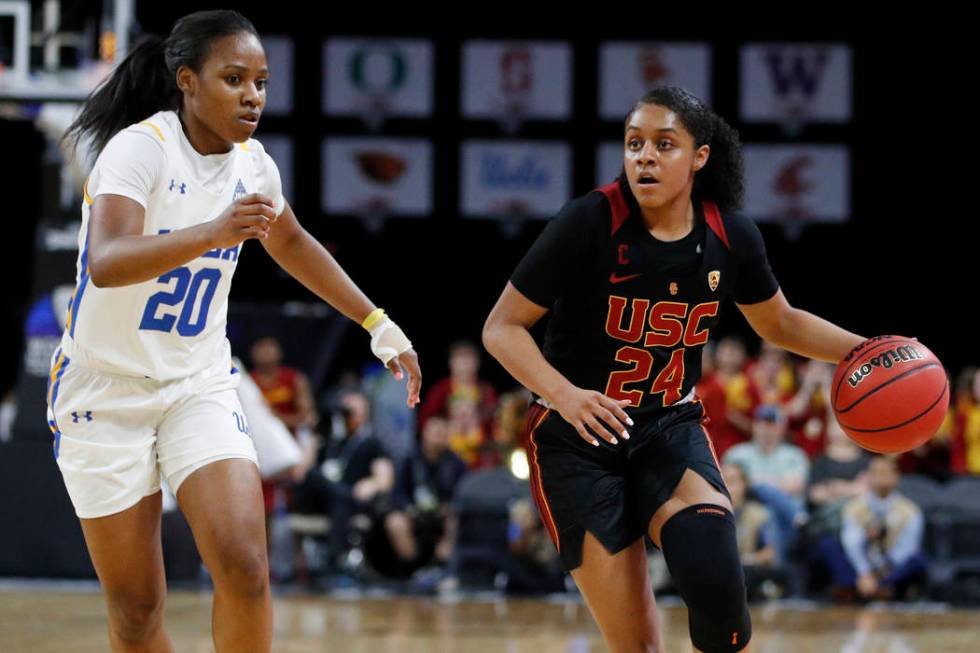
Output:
[169, 179, 187, 194]
[71, 411, 93, 423]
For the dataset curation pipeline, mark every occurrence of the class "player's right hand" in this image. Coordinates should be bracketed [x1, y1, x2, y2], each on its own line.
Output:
[553, 386, 633, 446]
[206, 193, 278, 248]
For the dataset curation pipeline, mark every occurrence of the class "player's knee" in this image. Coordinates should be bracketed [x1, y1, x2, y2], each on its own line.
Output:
[211, 542, 270, 598]
[659, 503, 751, 652]
[106, 588, 166, 642]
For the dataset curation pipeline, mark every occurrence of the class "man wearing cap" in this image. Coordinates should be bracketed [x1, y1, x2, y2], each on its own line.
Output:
[723, 404, 810, 502]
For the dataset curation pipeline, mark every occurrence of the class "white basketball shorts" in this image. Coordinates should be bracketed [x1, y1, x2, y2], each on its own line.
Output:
[45, 347, 259, 519]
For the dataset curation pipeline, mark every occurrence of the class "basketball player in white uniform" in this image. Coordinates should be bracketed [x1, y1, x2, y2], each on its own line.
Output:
[50, 11, 420, 652]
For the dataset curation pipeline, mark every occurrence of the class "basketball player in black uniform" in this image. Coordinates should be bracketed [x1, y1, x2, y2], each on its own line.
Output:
[483, 87, 867, 653]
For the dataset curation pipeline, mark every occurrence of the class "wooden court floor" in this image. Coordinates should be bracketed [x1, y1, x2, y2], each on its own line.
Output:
[1, 583, 978, 652]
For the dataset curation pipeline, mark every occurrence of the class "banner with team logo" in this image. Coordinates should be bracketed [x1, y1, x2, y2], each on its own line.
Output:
[461, 41, 572, 122]
[599, 42, 712, 120]
[460, 141, 570, 219]
[261, 36, 294, 116]
[322, 137, 432, 216]
[743, 144, 850, 227]
[740, 43, 852, 124]
[323, 38, 433, 118]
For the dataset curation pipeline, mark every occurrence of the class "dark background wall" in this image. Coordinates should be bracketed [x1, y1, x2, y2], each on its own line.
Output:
[5, 8, 973, 398]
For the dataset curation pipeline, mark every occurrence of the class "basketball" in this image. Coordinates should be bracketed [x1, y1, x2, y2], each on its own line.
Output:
[831, 335, 949, 454]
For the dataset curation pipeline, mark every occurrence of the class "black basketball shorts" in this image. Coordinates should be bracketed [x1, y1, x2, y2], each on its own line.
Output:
[524, 397, 731, 571]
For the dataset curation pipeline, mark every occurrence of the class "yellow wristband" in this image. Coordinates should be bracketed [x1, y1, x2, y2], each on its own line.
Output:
[361, 307, 387, 331]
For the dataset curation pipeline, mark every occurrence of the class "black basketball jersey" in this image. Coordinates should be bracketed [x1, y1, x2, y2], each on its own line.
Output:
[511, 173, 779, 420]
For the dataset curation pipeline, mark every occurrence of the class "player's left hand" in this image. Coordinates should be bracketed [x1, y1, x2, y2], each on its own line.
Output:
[386, 348, 422, 408]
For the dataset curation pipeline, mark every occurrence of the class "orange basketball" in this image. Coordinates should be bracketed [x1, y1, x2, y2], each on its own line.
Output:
[831, 335, 949, 454]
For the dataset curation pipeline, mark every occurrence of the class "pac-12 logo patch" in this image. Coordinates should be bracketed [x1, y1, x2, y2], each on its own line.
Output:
[708, 270, 721, 292]
[669, 281, 678, 295]
[233, 179, 248, 201]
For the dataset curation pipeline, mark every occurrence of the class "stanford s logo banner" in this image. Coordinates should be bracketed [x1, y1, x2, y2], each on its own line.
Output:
[708, 270, 720, 292]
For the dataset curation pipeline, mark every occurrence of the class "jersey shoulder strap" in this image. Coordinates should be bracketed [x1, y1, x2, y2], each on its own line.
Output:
[702, 200, 730, 250]
[593, 179, 630, 236]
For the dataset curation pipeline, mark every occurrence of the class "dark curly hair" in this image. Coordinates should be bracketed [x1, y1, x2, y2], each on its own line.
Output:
[61, 10, 258, 157]
[624, 86, 744, 213]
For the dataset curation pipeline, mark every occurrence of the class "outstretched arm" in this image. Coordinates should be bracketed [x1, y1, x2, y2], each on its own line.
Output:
[261, 199, 376, 323]
[482, 282, 631, 446]
[262, 199, 421, 406]
[737, 289, 865, 363]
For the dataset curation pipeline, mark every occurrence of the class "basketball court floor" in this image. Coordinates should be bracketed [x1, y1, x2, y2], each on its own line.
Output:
[1, 581, 977, 652]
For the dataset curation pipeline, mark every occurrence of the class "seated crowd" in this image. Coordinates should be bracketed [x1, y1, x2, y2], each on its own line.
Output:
[242, 334, 976, 602]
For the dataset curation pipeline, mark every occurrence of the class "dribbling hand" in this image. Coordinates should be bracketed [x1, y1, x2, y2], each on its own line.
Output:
[553, 386, 633, 446]
[206, 193, 278, 248]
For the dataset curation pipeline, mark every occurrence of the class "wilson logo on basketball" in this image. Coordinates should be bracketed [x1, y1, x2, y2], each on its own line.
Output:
[846, 345, 923, 388]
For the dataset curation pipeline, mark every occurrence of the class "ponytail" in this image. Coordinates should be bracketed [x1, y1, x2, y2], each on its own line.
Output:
[62, 35, 178, 157]
[61, 9, 258, 159]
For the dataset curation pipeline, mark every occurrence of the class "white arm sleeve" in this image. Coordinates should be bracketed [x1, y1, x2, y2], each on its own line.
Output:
[91, 129, 165, 209]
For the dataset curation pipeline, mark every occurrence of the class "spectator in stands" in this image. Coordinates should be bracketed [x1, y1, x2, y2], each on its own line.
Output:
[249, 336, 319, 518]
[819, 455, 927, 602]
[783, 360, 833, 459]
[363, 361, 417, 465]
[950, 367, 979, 475]
[381, 416, 467, 579]
[293, 390, 393, 571]
[724, 403, 809, 559]
[695, 343, 731, 452]
[250, 335, 318, 434]
[707, 336, 754, 456]
[724, 404, 809, 503]
[505, 498, 567, 593]
[802, 411, 871, 588]
[746, 341, 796, 408]
[721, 462, 786, 601]
[420, 340, 498, 435]
[491, 389, 531, 451]
[448, 392, 498, 469]
[806, 411, 871, 515]
[897, 431, 952, 482]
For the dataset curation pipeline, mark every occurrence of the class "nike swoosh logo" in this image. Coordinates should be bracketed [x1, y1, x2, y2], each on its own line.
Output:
[609, 272, 642, 284]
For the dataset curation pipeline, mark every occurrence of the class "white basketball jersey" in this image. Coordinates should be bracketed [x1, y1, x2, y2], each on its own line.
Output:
[59, 109, 282, 381]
